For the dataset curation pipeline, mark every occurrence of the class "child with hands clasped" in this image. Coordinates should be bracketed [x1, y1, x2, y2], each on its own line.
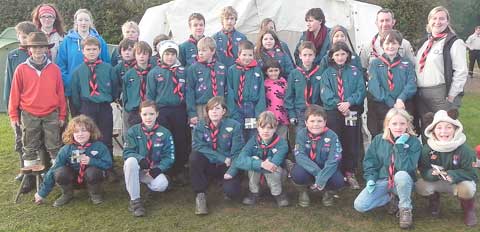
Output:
[354, 108, 421, 229]
[320, 41, 366, 189]
[34, 115, 112, 206]
[415, 110, 478, 227]
[123, 100, 174, 217]
[225, 111, 289, 207]
[290, 105, 344, 208]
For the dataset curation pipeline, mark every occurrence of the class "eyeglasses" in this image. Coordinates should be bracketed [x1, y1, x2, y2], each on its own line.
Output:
[40, 15, 56, 20]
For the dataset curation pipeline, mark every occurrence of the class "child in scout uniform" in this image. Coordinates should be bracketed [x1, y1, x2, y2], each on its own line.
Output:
[111, 21, 140, 67]
[179, 13, 205, 67]
[150, 34, 170, 66]
[189, 96, 244, 215]
[212, 6, 247, 67]
[263, 59, 289, 138]
[34, 115, 112, 206]
[225, 111, 289, 207]
[416, 110, 478, 227]
[122, 41, 154, 129]
[123, 100, 175, 217]
[9, 32, 67, 193]
[71, 36, 118, 179]
[146, 40, 188, 185]
[367, 30, 417, 137]
[186, 37, 227, 127]
[290, 104, 344, 207]
[285, 41, 323, 129]
[318, 25, 362, 74]
[294, 8, 331, 67]
[260, 18, 294, 65]
[354, 108, 421, 229]
[113, 38, 136, 85]
[320, 41, 366, 190]
[254, 29, 294, 77]
[3, 21, 38, 183]
[226, 40, 266, 141]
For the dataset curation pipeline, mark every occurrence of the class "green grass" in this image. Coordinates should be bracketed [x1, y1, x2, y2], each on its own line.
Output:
[0, 95, 479, 232]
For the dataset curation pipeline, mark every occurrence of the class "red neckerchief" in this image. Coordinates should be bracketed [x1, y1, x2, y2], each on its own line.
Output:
[336, 67, 345, 102]
[134, 64, 152, 101]
[387, 136, 396, 190]
[306, 26, 327, 54]
[308, 127, 328, 160]
[263, 45, 281, 58]
[141, 123, 159, 168]
[235, 59, 258, 107]
[123, 60, 137, 69]
[188, 35, 204, 46]
[296, 65, 320, 106]
[160, 64, 184, 100]
[84, 58, 103, 96]
[419, 33, 447, 73]
[74, 142, 92, 185]
[378, 54, 402, 91]
[223, 29, 234, 57]
[371, 34, 380, 58]
[198, 58, 218, 96]
[209, 121, 220, 150]
[257, 134, 281, 160]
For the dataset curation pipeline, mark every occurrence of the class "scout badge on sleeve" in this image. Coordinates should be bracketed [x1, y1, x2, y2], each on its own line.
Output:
[344, 111, 358, 126]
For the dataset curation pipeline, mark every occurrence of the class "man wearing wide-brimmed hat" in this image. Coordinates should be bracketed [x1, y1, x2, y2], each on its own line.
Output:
[8, 32, 67, 185]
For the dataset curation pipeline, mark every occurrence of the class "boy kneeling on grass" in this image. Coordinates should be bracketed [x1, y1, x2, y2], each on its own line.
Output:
[225, 111, 289, 207]
[34, 115, 112, 206]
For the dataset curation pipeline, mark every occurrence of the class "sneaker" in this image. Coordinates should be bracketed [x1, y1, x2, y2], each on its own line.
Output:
[195, 193, 208, 215]
[346, 173, 360, 190]
[274, 192, 289, 207]
[322, 191, 335, 207]
[242, 192, 259, 206]
[399, 207, 413, 229]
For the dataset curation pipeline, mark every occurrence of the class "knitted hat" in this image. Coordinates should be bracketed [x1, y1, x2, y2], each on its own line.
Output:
[157, 40, 179, 58]
[329, 25, 349, 44]
[38, 5, 56, 17]
[424, 110, 463, 139]
[23, 32, 55, 48]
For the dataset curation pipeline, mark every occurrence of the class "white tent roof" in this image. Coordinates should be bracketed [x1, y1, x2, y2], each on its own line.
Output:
[139, 0, 381, 53]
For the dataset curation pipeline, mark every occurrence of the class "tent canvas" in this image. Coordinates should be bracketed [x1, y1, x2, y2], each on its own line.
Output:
[0, 27, 20, 113]
[139, 0, 381, 54]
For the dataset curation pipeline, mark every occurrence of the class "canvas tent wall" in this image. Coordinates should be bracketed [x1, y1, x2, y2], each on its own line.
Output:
[0, 27, 19, 113]
[139, 0, 381, 55]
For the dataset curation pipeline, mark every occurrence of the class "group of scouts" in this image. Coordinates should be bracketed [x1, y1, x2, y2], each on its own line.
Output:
[3, 3, 479, 230]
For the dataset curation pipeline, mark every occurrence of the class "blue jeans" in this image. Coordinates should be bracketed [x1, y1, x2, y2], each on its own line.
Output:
[290, 164, 345, 190]
[354, 171, 414, 212]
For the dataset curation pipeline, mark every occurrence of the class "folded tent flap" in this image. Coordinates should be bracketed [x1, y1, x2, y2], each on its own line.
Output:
[0, 27, 20, 113]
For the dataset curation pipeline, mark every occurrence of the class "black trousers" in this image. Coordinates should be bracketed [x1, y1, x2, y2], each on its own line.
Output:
[157, 104, 188, 176]
[469, 50, 480, 76]
[55, 166, 104, 185]
[367, 99, 415, 137]
[189, 151, 241, 199]
[80, 101, 113, 157]
[326, 109, 361, 174]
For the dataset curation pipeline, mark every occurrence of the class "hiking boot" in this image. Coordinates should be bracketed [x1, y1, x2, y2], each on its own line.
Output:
[195, 193, 208, 215]
[87, 183, 104, 205]
[20, 174, 36, 194]
[387, 195, 399, 215]
[274, 192, 289, 207]
[345, 173, 360, 190]
[293, 183, 310, 207]
[242, 192, 259, 206]
[53, 184, 73, 207]
[399, 207, 413, 229]
[460, 198, 477, 227]
[322, 190, 335, 207]
[129, 198, 145, 217]
[429, 192, 440, 217]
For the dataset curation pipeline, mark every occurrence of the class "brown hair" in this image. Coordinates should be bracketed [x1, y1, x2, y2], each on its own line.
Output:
[31, 3, 65, 36]
[382, 30, 403, 46]
[188, 13, 205, 25]
[118, 38, 135, 55]
[260, 18, 276, 31]
[257, 111, 278, 128]
[81, 36, 100, 49]
[305, 104, 327, 121]
[62, 115, 102, 144]
[305, 8, 325, 25]
[197, 37, 216, 51]
[298, 41, 317, 55]
[238, 40, 254, 56]
[205, 96, 228, 123]
[220, 6, 238, 20]
[139, 100, 158, 112]
[262, 58, 281, 74]
[15, 21, 38, 35]
[134, 41, 153, 57]
[327, 41, 352, 66]
[254, 29, 282, 60]
[376, 8, 395, 21]
[153, 34, 170, 53]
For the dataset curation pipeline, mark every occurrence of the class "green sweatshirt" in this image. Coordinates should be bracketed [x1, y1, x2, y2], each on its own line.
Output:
[320, 64, 365, 111]
[284, 65, 323, 119]
[146, 65, 186, 107]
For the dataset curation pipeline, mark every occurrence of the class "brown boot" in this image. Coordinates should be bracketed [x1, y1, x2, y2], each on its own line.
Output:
[399, 207, 413, 229]
[428, 192, 440, 217]
[459, 198, 477, 227]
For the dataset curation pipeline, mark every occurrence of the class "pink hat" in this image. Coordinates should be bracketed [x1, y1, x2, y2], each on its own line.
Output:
[38, 5, 56, 17]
